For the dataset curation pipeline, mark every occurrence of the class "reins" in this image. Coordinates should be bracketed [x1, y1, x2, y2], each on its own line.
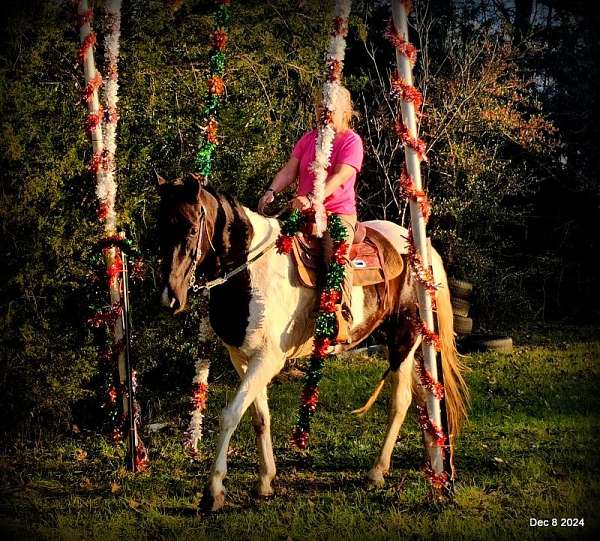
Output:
[187, 202, 288, 292]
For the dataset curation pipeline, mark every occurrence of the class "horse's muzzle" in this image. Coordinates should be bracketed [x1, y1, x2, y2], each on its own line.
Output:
[161, 286, 183, 313]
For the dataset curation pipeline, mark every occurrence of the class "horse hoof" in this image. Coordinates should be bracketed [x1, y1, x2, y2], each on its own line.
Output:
[366, 470, 386, 488]
[254, 482, 275, 499]
[200, 488, 226, 513]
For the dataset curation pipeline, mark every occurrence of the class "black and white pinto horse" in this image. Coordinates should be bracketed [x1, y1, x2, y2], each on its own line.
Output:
[158, 174, 468, 512]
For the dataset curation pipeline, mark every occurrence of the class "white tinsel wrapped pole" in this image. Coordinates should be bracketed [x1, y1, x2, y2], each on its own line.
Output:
[100, 0, 122, 232]
[311, 0, 352, 236]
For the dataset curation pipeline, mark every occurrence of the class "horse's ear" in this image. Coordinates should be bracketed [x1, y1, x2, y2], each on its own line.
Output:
[185, 173, 203, 201]
[156, 173, 169, 187]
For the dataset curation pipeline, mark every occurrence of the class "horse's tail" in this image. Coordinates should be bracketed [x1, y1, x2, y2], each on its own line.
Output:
[432, 249, 470, 441]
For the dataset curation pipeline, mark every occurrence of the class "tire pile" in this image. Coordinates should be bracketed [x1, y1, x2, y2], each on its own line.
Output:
[448, 278, 513, 354]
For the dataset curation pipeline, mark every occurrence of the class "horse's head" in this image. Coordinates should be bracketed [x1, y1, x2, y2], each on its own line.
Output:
[157, 173, 217, 313]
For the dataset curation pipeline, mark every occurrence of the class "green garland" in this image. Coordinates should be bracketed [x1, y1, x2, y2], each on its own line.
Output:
[195, 1, 231, 180]
[276, 212, 349, 449]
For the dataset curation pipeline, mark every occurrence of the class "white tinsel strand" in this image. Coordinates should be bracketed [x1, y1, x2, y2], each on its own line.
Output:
[185, 359, 210, 450]
[98, 0, 122, 233]
[311, 0, 352, 236]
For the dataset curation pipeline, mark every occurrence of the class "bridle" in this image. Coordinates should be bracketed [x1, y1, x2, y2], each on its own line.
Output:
[187, 203, 276, 293]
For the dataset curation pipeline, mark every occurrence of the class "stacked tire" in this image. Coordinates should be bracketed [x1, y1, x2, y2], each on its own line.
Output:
[449, 278, 473, 336]
[449, 277, 513, 353]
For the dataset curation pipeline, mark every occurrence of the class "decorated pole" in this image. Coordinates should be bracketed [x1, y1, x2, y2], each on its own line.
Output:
[183, 0, 231, 454]
[282, 0, 352, 450]
[78, 0, 146, 471]
[389, 0, 452, 489]
[311, 0, 352, 237]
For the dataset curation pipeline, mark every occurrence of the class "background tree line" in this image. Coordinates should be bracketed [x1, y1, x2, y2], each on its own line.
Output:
[0, 0, 598, 437]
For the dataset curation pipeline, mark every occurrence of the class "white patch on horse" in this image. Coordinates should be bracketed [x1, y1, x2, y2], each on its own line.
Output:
[351, 284, 366, 329]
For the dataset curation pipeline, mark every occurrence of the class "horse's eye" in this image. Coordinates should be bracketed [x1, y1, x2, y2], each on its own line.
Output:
[189, 227, 198, 236]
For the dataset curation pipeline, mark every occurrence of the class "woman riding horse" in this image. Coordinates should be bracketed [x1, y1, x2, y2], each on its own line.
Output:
[158, 89, 467, 513]
[258, 86, 363, 340]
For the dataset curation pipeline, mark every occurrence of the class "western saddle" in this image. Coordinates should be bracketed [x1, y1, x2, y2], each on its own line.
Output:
[291, 222, 405, 290]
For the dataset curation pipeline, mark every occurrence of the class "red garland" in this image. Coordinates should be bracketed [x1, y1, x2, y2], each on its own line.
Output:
[407, 230, 438, 305]
[208, 75, 225, 96]
[275, 234, 293, 255]
[385, 24, 418, 66]
[78, 32, 97, 63]
[332, 240, 349, 265]
[85, 106, 104, 134]
[211, 28, 228, 50]
[135, 441, 150, 472]
[415, 355, 444, 399]
[319, 289, 341, 314]
[191, 382, 209, 410]
[87, 301, 123, 328]
[105, 250, 123, 286]
[391, 73, 423, 113]
[332, 16, 349, 37]
[327, 59, 343, 82]
[206, 118, 219, 144]
[300, 385, 320, 413]
[314, 337, 331, 359]
[395, 120, 427, 162]
[83, 71, 102, 103]
[399, 165, 431, 221]
[416, 404, 446, 447]
[78, 8, 93, 26]
[422, 460, 449, 490]
[292, 428, 309, 450]
[90, 151, 103, 173]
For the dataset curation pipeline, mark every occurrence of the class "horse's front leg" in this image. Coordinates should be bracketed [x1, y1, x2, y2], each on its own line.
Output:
[226, 346, 277, 498]
[202, 349, 284, 512]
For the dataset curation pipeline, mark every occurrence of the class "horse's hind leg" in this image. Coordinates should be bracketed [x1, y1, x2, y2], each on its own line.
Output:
[367, 321, 421, 487]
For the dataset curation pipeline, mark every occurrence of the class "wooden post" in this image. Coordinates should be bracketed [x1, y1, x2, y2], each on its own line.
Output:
[391, 0, 448, 483]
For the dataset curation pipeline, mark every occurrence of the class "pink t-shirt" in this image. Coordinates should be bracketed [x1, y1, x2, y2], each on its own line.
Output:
[292, 129, 363, 215]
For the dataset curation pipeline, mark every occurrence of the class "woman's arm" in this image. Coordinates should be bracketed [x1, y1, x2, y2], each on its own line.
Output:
[270, 156, 300, 193]
[258, 156, 299, 213]
[323, 163, 357, 197]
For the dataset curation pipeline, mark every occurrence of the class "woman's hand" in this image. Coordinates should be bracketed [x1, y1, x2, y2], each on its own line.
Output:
[291, 195, 312, 211]
[258, 190, 275, 214]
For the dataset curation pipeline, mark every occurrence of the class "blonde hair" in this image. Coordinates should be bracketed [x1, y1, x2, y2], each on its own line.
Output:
[314, 85, 358, 133]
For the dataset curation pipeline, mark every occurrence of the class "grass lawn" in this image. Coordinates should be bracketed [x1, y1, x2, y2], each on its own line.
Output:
[1, 328, 599, 540]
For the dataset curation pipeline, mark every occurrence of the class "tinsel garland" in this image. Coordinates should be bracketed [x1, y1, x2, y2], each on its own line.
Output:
[389, 0, 451, 490]
[416, 404, 447, 448]
[291, 213, 348, 450]
[385, 19, 418, 66]
[310, 0, 352, 236]
[98, 0, 122, 231]
[77, 0, 147, 471]
[390, 72, 422, 113]
[195, 0, 231, 180]
[395, 120, 427, 162]
[183, 0, 231, 454]
[407, 229, 438, 307]
[415, 355, 444, 400]
[399, 164, 431, 221]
